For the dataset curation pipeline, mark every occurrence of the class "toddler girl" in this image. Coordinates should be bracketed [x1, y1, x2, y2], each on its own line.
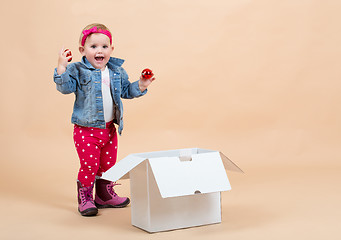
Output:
[53, 23, 155, 216]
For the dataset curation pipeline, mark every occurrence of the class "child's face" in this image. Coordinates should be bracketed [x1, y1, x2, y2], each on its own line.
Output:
[79, 33, 114, 71]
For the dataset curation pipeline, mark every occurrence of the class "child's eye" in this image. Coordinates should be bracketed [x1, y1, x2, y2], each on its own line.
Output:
[91, 45, 96, 48]
[103, 45, 108, 49]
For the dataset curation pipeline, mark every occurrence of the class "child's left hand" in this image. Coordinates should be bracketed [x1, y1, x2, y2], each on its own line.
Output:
[139, 72, 156, 92]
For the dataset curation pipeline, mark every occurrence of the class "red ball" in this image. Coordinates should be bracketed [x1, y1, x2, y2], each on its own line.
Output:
[64, 49, 72, 62]
[141, 68, 153, 79]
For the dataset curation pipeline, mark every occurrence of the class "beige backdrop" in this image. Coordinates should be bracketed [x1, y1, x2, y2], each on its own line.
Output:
[1, 0, 340, 239]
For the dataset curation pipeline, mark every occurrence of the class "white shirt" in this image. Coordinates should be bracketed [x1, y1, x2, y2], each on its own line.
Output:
[101, 67, 114, 122]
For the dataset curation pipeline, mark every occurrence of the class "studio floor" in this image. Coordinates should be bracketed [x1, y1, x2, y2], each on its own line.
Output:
[1, 136, 339, 240]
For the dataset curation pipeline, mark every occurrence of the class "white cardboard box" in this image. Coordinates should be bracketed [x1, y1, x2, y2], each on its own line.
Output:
[101, 148, 242, 233]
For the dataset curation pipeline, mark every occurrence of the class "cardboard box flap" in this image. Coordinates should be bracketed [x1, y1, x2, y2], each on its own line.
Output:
[101, 148, 242, 184]
[219, 152, 244, 173]
[135, 147, 202, 158]
[198, 148, 243, 173]
[101, 154, 147, 182]
[148, 151, 231, 198]
[101, 148, 202, 181]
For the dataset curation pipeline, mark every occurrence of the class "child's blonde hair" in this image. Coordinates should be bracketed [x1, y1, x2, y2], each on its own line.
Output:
[79, 23, 112, 45]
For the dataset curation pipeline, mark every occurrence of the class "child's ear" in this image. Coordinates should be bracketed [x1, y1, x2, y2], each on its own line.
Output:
[79, 46, 85, 55]
[109, 45, 114, 53]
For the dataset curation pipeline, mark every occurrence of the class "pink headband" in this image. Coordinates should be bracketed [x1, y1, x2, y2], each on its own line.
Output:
[81, 26, 112, 46]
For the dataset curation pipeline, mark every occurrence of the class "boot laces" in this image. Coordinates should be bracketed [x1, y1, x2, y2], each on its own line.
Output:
[108, 182, 121, 197]
[81, 187, 94, 203]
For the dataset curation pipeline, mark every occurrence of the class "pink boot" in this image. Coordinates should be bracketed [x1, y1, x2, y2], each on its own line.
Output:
[77, 181, 98, 216]
[95, 179, 130, 208]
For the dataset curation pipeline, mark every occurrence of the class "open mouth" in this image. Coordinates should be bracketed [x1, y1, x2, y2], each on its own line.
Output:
[95, 56, 104, 61]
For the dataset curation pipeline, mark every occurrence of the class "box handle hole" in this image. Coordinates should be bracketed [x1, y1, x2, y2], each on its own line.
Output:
[179, 156, 192, 162]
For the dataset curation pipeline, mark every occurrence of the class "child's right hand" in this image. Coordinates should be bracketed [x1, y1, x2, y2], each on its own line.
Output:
[57, 47, 72, 75]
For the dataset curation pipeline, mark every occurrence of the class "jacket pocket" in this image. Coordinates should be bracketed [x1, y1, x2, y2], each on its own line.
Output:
[80, 75, 91, 85]
[79, 75, 92, 92]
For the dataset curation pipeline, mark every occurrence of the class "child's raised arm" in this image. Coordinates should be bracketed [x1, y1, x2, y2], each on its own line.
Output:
[57, 47, 72, 75]
[53, 47, 76, 94]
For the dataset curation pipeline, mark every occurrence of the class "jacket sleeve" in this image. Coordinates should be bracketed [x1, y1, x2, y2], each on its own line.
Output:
[53, 67, 77, 94]
[120, 68, 147, 99]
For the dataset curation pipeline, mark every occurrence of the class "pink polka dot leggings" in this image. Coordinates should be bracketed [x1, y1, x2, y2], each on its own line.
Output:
[73, 121, 118, 187]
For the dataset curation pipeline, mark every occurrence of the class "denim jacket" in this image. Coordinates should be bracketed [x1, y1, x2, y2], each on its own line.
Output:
[53, 56, 147, 135]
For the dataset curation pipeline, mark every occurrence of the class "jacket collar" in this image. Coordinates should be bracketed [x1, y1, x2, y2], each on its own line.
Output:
[81, 56, 125, 70]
